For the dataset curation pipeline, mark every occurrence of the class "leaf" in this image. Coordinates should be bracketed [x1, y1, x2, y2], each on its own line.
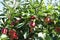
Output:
[17, 0, 21, 2]
[15, 23, 25, 28]
[38, 11, 44, 16]
[6, 20, 11, 24]
[43, 9, 51, 13]
[33, 3, 39, 8]
[45, 35, 52, 40]
[58, 6, 60, 11]
[24, 32, 29, 39]
[0, 2, 6, 7]
[29, 8, 35, 13]
[48, 5, 54, 10]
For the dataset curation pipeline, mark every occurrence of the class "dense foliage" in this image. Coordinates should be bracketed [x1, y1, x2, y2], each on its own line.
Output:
[0, 0, 60, 40]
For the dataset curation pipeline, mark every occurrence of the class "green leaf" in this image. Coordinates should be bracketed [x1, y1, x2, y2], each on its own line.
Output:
[29, 8, 35, 13]
[48, 5, 54, 10]
[15, 23, 25, 28]
[43, 10, 50, 13]
[6, 20, 11, 24]
[24, 32, 29, 39]
[38, 37, 43, 40]
[38, 11, 44, 16]
[45, 35, 52, 40]
[0, 2, 6, 7]
[58, 6, 60, 11]
[33, 3, 39, 8]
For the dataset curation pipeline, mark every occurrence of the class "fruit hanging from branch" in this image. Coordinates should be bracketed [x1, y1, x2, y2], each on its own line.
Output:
[8, 29, 18, 40]
[29, 21, 36, 28]
[30, 16, 36, 20]
[1, 28, 8, 34]
[0, 0, 60, 40]
[10, 21, 16, 27]
[44, 17, 51, 23]
[55, 27, 60, 33]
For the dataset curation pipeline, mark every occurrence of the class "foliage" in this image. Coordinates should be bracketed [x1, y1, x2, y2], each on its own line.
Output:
[0, 0, 60, 40]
